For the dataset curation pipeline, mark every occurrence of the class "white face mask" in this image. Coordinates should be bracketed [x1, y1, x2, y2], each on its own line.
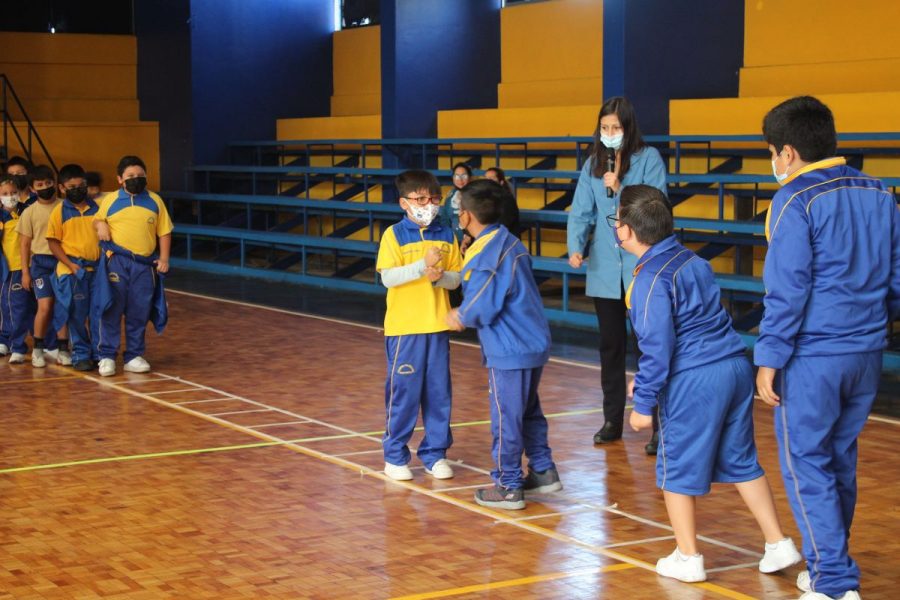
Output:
[405, 202, 440, 227]
[771, 160, 789, 185]
[0, 195, 17, 209]
[601, 133, 624, 150]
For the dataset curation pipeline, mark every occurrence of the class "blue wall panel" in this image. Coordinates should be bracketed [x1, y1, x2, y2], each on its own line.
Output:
[135, 0, 193, 190]
[381, 0, 501, 140]
[603, 0, 743, 134]
[190, 0, 334, 164]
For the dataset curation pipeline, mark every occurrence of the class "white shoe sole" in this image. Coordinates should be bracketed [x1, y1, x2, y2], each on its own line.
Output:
[123, 364, 151, 373]
[524, 481, 563, 494]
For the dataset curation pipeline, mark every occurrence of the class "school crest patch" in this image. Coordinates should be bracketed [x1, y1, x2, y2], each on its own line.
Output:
[108, 272, 120, 283]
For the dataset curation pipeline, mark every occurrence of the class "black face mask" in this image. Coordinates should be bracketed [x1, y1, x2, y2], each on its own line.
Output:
[36, 187, 56, 201]
[124, 176, 147, 195]
[65, 185, 88, 204]
[11, 174, 28, 191]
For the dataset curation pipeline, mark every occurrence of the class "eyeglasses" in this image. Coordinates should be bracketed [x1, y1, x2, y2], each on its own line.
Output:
[606, 213, 620, 228]
[403, 195, 442, 206]
[452, 173, 470, 180]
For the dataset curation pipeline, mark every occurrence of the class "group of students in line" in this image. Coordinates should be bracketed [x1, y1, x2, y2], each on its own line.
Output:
[375, 96, 899, 600]
[0, 155, 172, 376]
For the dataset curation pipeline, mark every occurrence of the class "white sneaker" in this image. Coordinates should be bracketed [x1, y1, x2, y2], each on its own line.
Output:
[656, 548, 706, 583]
[797, 574, 861, 599]
[31, 348, 46, 368]
[759, 537, 802, 573]
[425, 458, 454, 480]
[384, 462, 413, 481]
[798, 570, 812, 592]
[98, 358, 116, 377]
[56, 349, 72, 366]
[8, 352, 25, 364]
[800, 592, 861, 600]
[123, 356, 151, 373]
[0, 343, 9, 355]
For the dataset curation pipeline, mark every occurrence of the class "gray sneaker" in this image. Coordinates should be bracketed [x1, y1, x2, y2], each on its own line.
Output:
[523, 467, 563, 494]
[474, 485, 525, 510]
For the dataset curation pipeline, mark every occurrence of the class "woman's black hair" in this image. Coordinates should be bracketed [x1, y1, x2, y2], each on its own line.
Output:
[590, 96, 646, 180]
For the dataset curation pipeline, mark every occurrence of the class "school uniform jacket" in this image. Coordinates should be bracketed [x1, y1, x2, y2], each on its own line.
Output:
[458, 224, 551, 370]
[754, 158, 900, 369]
[626, 235, 746, 416]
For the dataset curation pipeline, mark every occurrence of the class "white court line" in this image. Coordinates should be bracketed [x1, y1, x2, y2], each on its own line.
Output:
[248, 420, 311, 429]
[431, 483, 485, 493]
[602, 535, 675, 549]
[113, 377, 171, 385]
[174, 398, 235, 405]
[706, 562, 762, 574]
[504, 506, 600, 523]
[333, 449, 382, 458]
[144, 388, 204, 395]
[167, 287, 900, 426]
[207, 408, 273, 417]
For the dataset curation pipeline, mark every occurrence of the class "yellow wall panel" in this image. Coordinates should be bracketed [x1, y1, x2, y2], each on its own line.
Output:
[17, 121, 160, 191]
[501, 0, 602, 84]
[670, 92, 900, 136]
[744, 0, 900, 67]
[5, 98, 139, 122]
[739, 58, 900, 97]
[331, 26, 380, 116]
[498, 77, 602, 108]
[438, 105, 598, 138]
[0, 63, 136, 99]
[277, 115, 382, 140]
[0, 32, 135, 65]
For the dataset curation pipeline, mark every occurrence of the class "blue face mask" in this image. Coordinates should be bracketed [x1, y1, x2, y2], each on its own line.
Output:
[601, 133, 624, 150]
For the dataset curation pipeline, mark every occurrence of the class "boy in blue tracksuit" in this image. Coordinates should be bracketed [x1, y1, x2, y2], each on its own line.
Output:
[376, 170, 462, 482]
[620, 185, 800, 583]
[446, 180, 561, 510]
[756, 96, 900, 600]
[0, 176, 36, 362]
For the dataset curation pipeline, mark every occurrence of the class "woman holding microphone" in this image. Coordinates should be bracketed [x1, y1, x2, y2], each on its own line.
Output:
[566, 96, 667, 454]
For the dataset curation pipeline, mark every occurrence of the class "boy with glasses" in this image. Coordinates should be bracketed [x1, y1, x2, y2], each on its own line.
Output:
[376, 170, 462, 481]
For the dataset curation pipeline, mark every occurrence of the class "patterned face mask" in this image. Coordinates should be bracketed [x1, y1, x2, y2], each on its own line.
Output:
[405, 202, 440, 227]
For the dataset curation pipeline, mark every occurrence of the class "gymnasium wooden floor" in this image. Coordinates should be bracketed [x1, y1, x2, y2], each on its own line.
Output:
[1, 288, 897, 599]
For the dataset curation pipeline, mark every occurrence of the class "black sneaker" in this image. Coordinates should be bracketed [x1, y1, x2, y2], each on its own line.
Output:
[645, 431, 659, 456]
[74, 359, 94, 372]
[523, 467, 563, 494]
[474, 485, 525, 510]
[593, 422, 622, 444]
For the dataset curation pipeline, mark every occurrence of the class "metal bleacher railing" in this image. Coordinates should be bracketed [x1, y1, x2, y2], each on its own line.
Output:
[0, 74, 58, 172]
[166, 134, 900, 369]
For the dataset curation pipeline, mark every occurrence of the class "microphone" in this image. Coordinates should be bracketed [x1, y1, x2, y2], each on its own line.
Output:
[606, 147, 616, 198]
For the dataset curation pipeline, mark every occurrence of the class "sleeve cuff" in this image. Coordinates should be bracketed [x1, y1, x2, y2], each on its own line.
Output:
[632, 393, 657, 416]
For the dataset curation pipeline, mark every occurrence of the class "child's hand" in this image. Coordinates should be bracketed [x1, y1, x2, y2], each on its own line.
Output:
[95, 221, 112, 242]
[627, 377, 635, 399]
[629, 410, 652, 432]
[425, 265, 443, 282]
[445, 308, 465, 332]
[755, 366, 780, 407]
[21, 271, 31, 291]
[425, 246, 442, 267]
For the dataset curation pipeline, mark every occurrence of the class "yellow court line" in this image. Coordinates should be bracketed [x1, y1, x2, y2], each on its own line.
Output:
[389, 563, 636, 600]
[47, 367, 764, 600]
[695, 582, 760, 600]
[0, 375, 82, 386]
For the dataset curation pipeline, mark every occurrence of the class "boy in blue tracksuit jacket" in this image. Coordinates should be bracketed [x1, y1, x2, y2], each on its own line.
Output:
[619, 185, 801, 584]
[756, 96, 900, 600]
[446, 180, 561, 510]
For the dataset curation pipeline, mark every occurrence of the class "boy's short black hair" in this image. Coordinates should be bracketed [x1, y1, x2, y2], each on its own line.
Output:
[4, 156, 32, 172]
[459, 179, 504, 226]
[85, 171, 102, 187]
[395, 169, 441, 197]
[31, 164, 56, 184]
[762, 95, 837, 162]
[619, 185, 673, 245]
[117, 155, 147, 176]
[0, 176, 15, 189]
[58, 163, 86, 184]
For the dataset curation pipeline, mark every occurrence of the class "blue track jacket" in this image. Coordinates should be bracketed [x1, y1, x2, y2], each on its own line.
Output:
[627, 236, 746, 415]
[754, 158, 900, 369]
[458, 224, 551, 369]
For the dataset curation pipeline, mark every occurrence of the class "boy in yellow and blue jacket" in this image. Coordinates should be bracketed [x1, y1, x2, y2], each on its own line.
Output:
[376, 170, 461, 482]
[46, 164, 101, 371]
[0, 176, 36, 362]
